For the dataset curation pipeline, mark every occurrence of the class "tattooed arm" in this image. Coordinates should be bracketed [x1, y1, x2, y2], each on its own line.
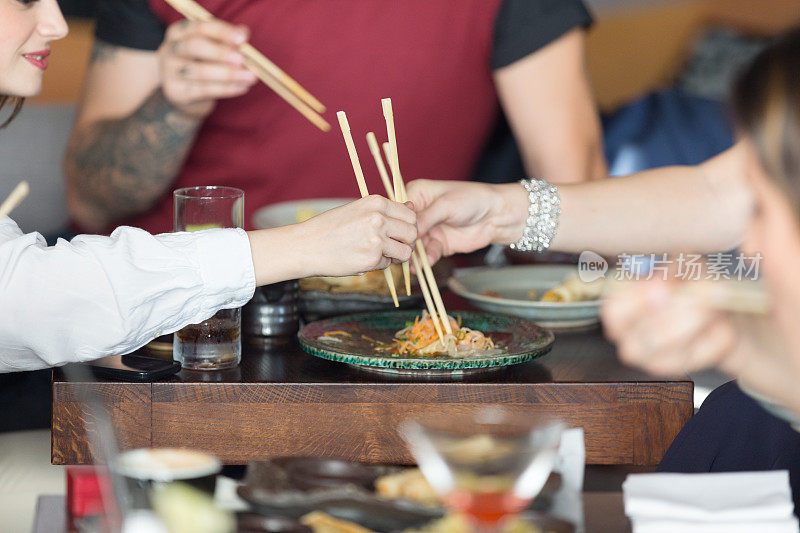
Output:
[65, 87, 201, 232]
[65, 20, 256, 232]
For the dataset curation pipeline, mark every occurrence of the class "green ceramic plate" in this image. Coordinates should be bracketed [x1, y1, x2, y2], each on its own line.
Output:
[298, 311, 554, 375]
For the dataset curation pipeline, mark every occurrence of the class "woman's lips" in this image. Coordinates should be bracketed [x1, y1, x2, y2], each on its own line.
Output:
[22, 50, 50, 71]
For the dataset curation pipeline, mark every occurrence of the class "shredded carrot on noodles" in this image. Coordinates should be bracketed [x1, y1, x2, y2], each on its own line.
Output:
[379, 311, 496, 358]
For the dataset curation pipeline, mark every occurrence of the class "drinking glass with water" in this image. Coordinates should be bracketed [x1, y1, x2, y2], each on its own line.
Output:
[173, 186, 244, 370]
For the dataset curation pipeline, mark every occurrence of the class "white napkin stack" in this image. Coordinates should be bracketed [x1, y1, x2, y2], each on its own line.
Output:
[623, 471, 800, 533]
[549, 428, 586, 530]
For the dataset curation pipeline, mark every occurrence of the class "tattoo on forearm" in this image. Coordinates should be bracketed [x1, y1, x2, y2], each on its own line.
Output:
[65, 88, 200, 226]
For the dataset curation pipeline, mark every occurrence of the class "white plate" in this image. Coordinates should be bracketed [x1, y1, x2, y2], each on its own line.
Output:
[448, 265, 600, 328]
[252, 198, 354, 229]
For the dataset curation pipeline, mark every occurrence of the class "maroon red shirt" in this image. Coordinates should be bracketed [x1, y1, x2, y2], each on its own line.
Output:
[93, 0, 592, 233]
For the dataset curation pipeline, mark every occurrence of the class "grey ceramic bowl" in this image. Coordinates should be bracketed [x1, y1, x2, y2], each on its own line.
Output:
[448, 265, 600, 328]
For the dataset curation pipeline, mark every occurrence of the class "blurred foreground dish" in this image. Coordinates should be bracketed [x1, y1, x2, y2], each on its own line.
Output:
[375, 468, 441, 507]
[404, 514, 545, 533]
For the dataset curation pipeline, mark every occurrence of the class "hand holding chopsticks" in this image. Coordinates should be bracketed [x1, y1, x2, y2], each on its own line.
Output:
[338, 100, 453, 335]
[380, 139, 453, 335]
[602, 276, 770, 381]
[367, 132, 445, 341]
[163, 0, 329, 131]
[337, 112, 400, 307]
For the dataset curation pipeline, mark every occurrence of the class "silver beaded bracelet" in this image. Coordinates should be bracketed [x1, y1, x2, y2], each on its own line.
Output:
[509, 178, 561, 253]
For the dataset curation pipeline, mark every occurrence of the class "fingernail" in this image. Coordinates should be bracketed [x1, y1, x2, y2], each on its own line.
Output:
[229, 51, 244, 64]
[235, 26, 249, 44]
[240, 70, 257, 82]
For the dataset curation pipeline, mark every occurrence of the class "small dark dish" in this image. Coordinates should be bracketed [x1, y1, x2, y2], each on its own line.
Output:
[300, 291, 422, 322]
[238, 459, 442, 532]
[237, 513, 312, 533]
[282, 457, 379, 491]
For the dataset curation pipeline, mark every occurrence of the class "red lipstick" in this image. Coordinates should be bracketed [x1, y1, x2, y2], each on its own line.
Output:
[22, 49, 50, 71]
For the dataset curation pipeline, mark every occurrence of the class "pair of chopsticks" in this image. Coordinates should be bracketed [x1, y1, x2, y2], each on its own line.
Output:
[381, 100, 412, 299]
[337, 100, 453, 340]
[337, 111, 400, 308]
[602, 277, 770, 315]
[0, 181, 29, 219]
[163, 0, 330, 131]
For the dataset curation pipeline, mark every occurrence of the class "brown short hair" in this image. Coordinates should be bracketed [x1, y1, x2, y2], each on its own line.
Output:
[0, 95, 24, 129]
[732, 27, 800, 211]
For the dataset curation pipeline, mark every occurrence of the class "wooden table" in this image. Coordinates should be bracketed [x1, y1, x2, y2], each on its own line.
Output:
[52, 323, 692, 466]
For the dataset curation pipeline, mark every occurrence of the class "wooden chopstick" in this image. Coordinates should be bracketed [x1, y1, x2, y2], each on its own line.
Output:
[382, 143, 402, 195]
[369, 135, 444, 341]
[0, 181, 29, 219]
[241, 43, 326, 113]
[414, 236, 453, 335]
[381, 99, 402, 205]
[242, 56, 330, 131]
[381, 99, 412, 296]
[410, 252, 445, 341]
[382, 142, 453, 335]
[366, 132, 394, 202]
[336, 111, 399, 307]
[163, 0, 329, 131]
[603, 278, 769, 315]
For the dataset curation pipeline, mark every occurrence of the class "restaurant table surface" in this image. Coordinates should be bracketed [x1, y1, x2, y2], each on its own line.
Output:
[32, 492, 631, 533]
[51, 291, 693, 466]
[52, 279, 692, 466]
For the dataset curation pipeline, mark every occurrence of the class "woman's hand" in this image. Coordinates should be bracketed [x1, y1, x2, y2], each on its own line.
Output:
[601, 278, 800, 416]
[297, 195, 417, 277]
[404, 180, 529, 265]
[602, 279, 738, 376]
[248, 196, 416, 285]
[158, 19, 257, 119]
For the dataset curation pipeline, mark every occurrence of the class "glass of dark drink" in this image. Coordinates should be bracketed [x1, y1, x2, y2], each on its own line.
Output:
[399, 408, 564, 533]
[174, 186, 244, 370]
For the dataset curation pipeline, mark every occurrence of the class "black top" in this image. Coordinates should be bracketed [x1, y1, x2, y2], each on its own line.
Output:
[492, 0, 593, 69]
[94, 0, 593, 70]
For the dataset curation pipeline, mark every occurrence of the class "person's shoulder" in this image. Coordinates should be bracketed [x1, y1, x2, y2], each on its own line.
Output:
[95, 0, 165, 52]
[492, 0, 593, 70]
[0, 216, 26, 243]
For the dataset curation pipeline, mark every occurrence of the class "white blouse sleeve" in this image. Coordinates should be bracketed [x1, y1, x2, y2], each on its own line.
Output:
[0, 217, 256, 372]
